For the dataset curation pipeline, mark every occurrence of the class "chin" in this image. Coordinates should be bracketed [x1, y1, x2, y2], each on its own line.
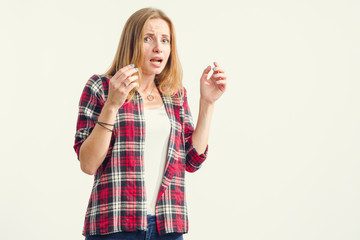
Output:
[155, 69, 165, 75]
[143, 68, 165, 77]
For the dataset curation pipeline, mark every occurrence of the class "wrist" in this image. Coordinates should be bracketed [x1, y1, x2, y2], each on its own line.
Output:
[98, 102, 118, 125]
[200, 97, 215, 110]
[103, 101, 120, 112]
[199, 98, 215, 118]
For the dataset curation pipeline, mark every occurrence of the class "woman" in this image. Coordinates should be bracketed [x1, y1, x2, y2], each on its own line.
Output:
[74, 7, 227, 240]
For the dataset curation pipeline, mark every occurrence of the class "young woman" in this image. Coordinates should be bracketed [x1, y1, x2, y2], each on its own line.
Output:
[74, 7, 227, 240]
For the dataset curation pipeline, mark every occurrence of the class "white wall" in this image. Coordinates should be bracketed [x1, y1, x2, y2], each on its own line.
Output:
[1, 0, 359, 239]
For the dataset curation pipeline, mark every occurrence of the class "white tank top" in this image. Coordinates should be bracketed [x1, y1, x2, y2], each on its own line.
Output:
[143, 104, 171, 215]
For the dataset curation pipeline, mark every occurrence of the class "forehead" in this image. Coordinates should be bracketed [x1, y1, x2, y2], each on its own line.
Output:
[143, 18, 170, 36]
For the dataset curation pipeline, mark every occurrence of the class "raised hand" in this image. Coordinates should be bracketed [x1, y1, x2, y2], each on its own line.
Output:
[200, 62, 227, 104]
[106, 64, 139, 109]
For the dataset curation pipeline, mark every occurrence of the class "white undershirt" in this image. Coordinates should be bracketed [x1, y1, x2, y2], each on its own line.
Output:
[143, 104, 171, 215]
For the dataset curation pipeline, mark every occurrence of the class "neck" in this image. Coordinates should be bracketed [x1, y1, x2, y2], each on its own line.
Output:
[140, 73, 156, 92]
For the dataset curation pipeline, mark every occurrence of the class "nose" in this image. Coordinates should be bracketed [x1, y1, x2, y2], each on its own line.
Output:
[153, 40, 163, 53]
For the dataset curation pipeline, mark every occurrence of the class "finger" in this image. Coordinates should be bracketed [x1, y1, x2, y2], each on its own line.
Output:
[113, 64, 135, 79]
[119, 67, 139, 83]
[124, 80, 139, 92]
[122, 75, 139, 87]
[215, 80, 227, 85]
[215, 79, 227, 92]
[212, 66, 225, 74]
[211, 73, 227, 80]
[113, 68, 139, 86]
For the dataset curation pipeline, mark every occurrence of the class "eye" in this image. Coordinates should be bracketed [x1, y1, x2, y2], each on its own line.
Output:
[162, 39, 170, 43]
[144, 37, 151, 42]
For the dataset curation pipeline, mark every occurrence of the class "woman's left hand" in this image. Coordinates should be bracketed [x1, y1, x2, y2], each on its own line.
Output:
[200, 62, 227, 104]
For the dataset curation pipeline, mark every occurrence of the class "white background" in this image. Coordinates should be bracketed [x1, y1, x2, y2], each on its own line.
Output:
[1, 0, 359, 239]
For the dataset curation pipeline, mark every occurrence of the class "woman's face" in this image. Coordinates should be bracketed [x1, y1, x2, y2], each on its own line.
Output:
[141, 18, 171, 79]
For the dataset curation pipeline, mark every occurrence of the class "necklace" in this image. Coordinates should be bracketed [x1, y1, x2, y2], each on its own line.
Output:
[142, 85, 155, 101]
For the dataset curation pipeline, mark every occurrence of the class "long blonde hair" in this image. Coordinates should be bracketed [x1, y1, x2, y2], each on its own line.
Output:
[105, 8, 183, 100]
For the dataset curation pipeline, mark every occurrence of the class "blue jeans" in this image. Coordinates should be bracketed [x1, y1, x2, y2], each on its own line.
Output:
[85, 215, 184, 240]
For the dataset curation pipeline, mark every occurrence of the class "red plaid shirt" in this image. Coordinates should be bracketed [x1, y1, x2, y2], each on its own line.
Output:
[74, 74, 208, 237]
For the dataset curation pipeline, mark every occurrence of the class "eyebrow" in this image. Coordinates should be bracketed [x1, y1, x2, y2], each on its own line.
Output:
[144, 33, 170, 38]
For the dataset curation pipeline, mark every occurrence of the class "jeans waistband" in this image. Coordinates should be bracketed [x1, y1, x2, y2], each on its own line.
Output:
[147, 214, 156, 224]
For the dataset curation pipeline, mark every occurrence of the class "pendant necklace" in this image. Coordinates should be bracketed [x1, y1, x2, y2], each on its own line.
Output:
[146, 85, 155, 101]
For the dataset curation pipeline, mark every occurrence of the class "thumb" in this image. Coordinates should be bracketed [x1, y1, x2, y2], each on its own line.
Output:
[201, 65, 212, 80]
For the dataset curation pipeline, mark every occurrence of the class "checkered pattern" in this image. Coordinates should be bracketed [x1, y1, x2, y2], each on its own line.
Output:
[74, 74, 208, 237]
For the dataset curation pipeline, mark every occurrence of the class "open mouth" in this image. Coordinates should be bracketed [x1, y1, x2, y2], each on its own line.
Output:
[150, 58, 163, 63]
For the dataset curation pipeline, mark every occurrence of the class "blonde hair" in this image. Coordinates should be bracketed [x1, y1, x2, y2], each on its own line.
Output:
[105, 8, 183, 100]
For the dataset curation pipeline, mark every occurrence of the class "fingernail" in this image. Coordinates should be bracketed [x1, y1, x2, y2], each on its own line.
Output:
[216, 81, 220, 84]
[213, 67, 217, 70]
[135, 68, 138, 71]
[214, 61, 218, 65]
[131, 64, 135, 67]
[214, 74, 218, 77]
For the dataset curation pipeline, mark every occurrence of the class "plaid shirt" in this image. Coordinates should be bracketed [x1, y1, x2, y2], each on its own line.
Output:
[74, 74, 208, 237]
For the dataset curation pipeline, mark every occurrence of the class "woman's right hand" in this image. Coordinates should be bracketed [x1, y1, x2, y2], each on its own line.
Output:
[106, 64, 139, 109]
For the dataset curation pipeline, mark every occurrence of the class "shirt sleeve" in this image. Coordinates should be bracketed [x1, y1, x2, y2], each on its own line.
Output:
[73, 74, 106, 160]
[182, 88, 209, 173]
